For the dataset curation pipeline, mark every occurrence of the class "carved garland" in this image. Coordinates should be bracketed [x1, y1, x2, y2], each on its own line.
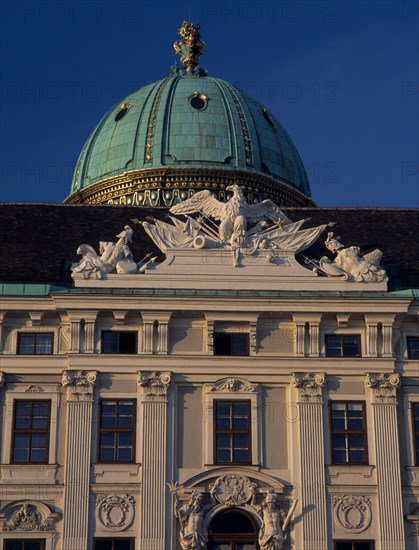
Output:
[96, 494, 135, 532]
[333, 495, 372, 534]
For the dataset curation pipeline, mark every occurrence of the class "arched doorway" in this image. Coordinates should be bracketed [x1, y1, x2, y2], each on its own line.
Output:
[208, 508, 259, 550]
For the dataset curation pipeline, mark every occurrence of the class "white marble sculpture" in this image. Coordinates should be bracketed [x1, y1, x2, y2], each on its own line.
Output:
[306, 232, 388, 283]
[171, 488, 208, 550]
[71, 225, 138, 280]
[257, 490, 298, 550]
[141, 186, 329, 267]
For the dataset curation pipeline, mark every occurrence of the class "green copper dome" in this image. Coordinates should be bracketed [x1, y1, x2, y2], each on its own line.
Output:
[66, 24, 313, 207]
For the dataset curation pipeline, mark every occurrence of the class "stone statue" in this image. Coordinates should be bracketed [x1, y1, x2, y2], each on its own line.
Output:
[257, 489, 298, 550]
[315, 232, 388, 283]
[172, 489, 208, 550]
[71, 225, 137, 280]
[170, 184, 290, 242]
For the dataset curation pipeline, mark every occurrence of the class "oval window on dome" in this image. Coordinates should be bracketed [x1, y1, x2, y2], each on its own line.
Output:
[261, 108, 276, 129]
[114, 103, 131, 122]
[189, 93, 208, 111]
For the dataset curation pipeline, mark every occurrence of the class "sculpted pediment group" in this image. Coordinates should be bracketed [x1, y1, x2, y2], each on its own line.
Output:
[71, 186, 387, 285]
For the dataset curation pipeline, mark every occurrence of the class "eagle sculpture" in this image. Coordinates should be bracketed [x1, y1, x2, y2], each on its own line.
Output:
[169, 184, 290, 241]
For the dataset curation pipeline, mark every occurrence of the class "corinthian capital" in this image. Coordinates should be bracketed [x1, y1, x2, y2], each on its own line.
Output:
[138, 371, 172, 399]
[366, 372, 400, 403]
[62, 370, 98, 401]
[292, 372, 325, 402]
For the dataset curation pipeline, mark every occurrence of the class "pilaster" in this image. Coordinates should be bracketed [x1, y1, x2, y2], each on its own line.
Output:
[0, 311, 6, 353]
[292, 315, 307, 357]
[366, 372, 405, 549]
[61, 370, 98, 550]
[306, 314, 322, 357]
[292, 372, 328, 549]
[138, 371, 172, 550]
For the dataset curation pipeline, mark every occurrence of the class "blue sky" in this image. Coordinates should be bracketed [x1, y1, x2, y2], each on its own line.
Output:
[0, 0, 418, 207]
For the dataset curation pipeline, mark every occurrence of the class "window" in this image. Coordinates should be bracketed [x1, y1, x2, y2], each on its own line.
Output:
[98, 400, 136, 462]
[4, 541, 46, 550]
[12, 400, 51, 464]
[94, 539, 134, 550]
[330, 402, 368, 464]
[325, 335, 360, 357]
[214, 333, 249, 356]
[101, 331, 137, 354]
[334, 542, 374, 550]
[407, 336, 419, 359]
[413, 403, 419, 466]
[17, 333, 53, 355]
[214, 401, 251, 464]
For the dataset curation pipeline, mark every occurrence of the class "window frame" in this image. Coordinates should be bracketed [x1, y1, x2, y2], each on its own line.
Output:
[17, 332, 54, 355]
[97, 399, 136, 464]
[329, 400, 368, 465]
[11, 400, 51, 465]
[333, 541, 375, 550]
[93, 538, 135, 550]
[412, 402, 419, 466]
[101, 330, 138, 354]
[213, 400, 252, 465]
[325, 334, 361, 357]
[407, 336, 419, 359]
[213, 332, 250, 356]
[3, 540, 46, 550]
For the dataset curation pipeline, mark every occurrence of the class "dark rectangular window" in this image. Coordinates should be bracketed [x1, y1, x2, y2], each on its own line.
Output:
[12, 400, 50, 464]
[330, 401, 368, 464]
[325, 335, 361, 357]
[94, 539, 134, 550]
[98, 400, 136, 463]
[4, 541, 46, 550]
[214, 333, 249, 356]
[101, 331, 137, 354]
[413, 403, 419, 466]
[407, 336, 419, 359]
[17, 333, 53, 355]
[334, 542, 374, 550]
[214, 400, 251, 464]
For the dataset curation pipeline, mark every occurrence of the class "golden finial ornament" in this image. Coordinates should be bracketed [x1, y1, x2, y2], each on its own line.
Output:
[174, 21, 206, 74]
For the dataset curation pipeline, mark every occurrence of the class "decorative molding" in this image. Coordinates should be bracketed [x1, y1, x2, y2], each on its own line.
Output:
[95, 494, 135, 532]
[333, 495, 372, 534]
[138, 371, 172, 398]
[209, 377, 258, 393]
[326, 465, 376, 480]
[25, 385, 44, 393]
[366, 372, 400, 403]
[61, 370, 98, 401]
[209, 474, 256, 506]
[0, 501, 61, 532]
[292, 372, 325, 402]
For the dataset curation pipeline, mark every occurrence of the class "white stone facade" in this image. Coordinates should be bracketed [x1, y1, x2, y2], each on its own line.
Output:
[0, 284, 418, 549]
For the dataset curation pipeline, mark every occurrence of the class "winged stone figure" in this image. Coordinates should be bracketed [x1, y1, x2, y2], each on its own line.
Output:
[169, 184, 290, 241]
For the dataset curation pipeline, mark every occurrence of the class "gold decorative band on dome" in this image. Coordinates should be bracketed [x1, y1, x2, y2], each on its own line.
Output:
[224, 82, 253, 167]
[144, 78, 171, 163]
[64, 168, 315, 208]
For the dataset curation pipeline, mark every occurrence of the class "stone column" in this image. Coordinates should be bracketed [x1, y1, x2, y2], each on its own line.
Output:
[305, 315, 322, 357]
[138, 371, 172, 550]
[292, 372, 328, 549]
[366, 373, 405, 549]
[61, 370, 98, 550]
[0, 371, 4, 388]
